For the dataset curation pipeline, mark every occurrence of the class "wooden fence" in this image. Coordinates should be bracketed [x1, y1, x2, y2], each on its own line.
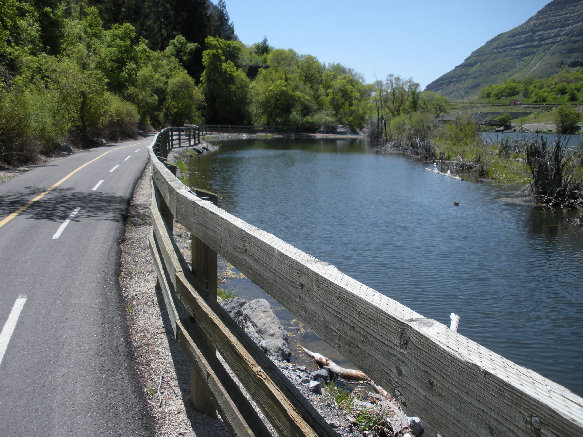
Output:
[149, 127, 583, 436]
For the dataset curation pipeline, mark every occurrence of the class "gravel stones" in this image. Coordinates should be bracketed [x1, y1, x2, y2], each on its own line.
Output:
[311, 368, 332, 383]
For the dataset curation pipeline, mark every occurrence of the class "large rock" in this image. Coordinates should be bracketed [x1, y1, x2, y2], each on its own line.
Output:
[221, 297, 291, 361]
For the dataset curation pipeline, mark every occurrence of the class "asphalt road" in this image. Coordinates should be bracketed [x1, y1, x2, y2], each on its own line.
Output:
[0, 138, 154, 436]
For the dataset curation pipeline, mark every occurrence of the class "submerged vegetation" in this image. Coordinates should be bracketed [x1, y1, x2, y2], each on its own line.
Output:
[526, 139, 583, 207]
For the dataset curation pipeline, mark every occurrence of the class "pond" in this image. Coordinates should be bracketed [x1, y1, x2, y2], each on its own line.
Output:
[182, 137, 583, 396]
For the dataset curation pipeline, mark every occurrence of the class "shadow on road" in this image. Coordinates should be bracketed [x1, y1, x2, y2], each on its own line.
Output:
[0, 186, 130, 223]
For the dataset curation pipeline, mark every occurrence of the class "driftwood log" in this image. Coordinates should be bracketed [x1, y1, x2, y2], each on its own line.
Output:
[302, 347, 399, 405]
[302, 348, 368, 381]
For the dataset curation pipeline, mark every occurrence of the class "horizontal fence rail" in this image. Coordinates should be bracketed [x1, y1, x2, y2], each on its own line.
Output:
[149, 127, 583, 436]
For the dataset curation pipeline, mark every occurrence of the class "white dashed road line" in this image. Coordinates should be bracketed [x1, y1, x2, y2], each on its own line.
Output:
[0, 296, 27, 366]
[52, 207, 81, 240]
[92, 180, 104, 191]
[124, 155, 131, 161]
[109, 165, 119, 173]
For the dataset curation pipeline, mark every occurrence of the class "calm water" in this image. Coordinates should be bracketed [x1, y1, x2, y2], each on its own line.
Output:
[481, 131, 582, 146]
[184, 137, 583, 395]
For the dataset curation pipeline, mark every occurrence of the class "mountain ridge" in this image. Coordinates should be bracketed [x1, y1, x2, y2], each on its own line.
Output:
[426, 0, 583, 99]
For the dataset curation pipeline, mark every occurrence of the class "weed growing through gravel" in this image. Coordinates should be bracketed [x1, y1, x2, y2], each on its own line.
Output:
[217, 287, 238, 300]
[325, 382, 395, 436]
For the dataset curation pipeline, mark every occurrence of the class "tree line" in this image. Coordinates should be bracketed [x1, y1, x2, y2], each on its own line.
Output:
[479, 69, 583, 103]
[0, 0, 450, 166]
[0, 0, 232, 164]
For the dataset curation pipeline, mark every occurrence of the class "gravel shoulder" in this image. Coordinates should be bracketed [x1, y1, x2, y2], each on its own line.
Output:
[119, 165, 230, 436]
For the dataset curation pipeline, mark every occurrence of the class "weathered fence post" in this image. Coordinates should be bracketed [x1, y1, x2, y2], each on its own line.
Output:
[160, 166, 176, 231]
[190, 190, 219, 417]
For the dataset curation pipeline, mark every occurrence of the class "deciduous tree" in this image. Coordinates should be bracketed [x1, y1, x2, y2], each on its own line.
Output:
[555, 104, 581, 134]
[201, 36, 249, 124]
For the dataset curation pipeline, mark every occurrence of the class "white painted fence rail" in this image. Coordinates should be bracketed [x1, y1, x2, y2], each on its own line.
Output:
[150, 127, 583, 436]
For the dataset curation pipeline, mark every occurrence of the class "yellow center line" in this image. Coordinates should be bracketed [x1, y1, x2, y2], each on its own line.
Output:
[0, 146, 128, 229]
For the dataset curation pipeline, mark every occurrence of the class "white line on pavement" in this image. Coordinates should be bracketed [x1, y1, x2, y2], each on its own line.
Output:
[134, 149, 141, 153]
[0, 296, 27, 366]
[92, 180, 104, 191]
[124, 155, 131, 161]
[52, 207, 81, 240]
[110, 165, 119, 173]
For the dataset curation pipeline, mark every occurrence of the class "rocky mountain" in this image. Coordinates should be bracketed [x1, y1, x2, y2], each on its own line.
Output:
[426, 0, 583, 99]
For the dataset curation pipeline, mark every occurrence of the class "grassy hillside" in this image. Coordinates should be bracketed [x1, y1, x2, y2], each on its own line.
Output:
[426, 0, 583, 99]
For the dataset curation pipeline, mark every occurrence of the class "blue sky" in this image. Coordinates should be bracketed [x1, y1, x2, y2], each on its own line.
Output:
[226, 0, 551, 89]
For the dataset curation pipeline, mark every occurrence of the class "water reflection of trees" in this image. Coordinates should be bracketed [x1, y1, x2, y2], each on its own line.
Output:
[526, 205, 581, 242]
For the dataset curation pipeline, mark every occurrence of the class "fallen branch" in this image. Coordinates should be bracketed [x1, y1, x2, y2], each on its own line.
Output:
[369, 381, 392, 401]
[302, 348, 396, 401]
[302, 347, 368, 381]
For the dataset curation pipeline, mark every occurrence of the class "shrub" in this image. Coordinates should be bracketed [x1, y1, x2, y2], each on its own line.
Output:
[99, 92, 139, 140]
[494, 113, 511, 127]
[442, 115, 478, 146]
[554, 104, 581, 134]
[305, 111, 337, 133]
[526, 138, 583, 207]
[0, 85, 39, 165]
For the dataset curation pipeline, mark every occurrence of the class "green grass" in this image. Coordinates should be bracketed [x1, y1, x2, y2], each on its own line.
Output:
[327, 383, 355, 410]
[355, 409, 388, 432]
[217, 287, 238, 300]
[434, 140, 532, 183]
[484, 153, 531, 183]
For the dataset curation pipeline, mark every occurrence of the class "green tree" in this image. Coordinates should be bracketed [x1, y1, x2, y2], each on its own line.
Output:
[0, 0, 19, 58]
[324, 68, 369, 129]
[100, 22, 141, 93]
[164, 71, 203, 125]
[418, 91, 448, 116]
[555, 104, 581, 134]
[250, 72, 306, 126]
[210, 0, 235, 41]
[99, 91, 139, 139]
[376, 75, 419, 118]
[255, 37, 270, 56]
[298, 55, 324, 104]
[31, 0, 64, 55]
[164, 34, 200, 75]
[442, 115, 479, 147]
[249, 50, 315, 127]
[130, 66, 161, 124]
[201, 36, 249, 124]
